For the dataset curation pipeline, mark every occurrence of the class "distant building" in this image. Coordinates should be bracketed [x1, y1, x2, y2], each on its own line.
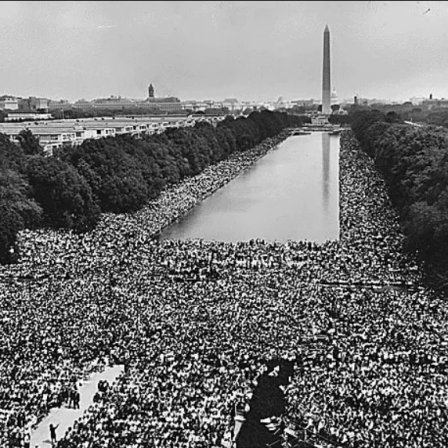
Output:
[93, 96, 135, 110]
[146, 97, 181, 104]
[331, 89, 338, 105]
[0, 96, 19, 111]
[355, 97, 391, 107]
[0, 115, 225, 155]
[143, 84, 182, 112]
[311, 115, 330, 125]
[48, 100, 73, 110]
[292, 99, 316, 108]
[143, 98, 182, 112]
[409, 97, 425, 106]
[18, 97, 49, 112]
[182, 100, 207, 112]
[222, 98, 241, 111]
[73, 99, 94, 109]
[148, 84, 155, 98]
[274, 97, 294, 109]
[5, 112, 53, 122]
[421, 96, 448, 110]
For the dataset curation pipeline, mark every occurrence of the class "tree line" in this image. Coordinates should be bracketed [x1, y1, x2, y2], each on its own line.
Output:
[351, 110, 448, 284]
[0, 110, 307, 264]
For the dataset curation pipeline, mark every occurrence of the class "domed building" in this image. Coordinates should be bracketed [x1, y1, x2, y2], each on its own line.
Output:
[331, 89, 338, 105]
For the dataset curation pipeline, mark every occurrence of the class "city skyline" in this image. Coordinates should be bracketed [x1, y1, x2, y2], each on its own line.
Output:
[0, 1, 447, 103]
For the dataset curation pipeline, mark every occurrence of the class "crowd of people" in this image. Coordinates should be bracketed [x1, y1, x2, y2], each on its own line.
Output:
[0, 130, 447, 447]
[284, 134, 448, 448]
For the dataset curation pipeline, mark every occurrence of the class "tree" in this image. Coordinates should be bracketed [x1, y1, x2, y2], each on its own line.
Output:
[60, 137, 150, 213]
[0, 133, 26, 172]
[0, 205, 22, 264]
[329, 114, 351, 125]
[351, 110, 387, 148]
[100, 173, 148, 213]
[386, 111, 402, 124]
[352, 109, 448, 281]
[25, 156, 100, 231]
[0, 168, 42, 263]
[17, 130, 43, 156]
[403, 201, 440, 260]
[290, 105, 306, 115]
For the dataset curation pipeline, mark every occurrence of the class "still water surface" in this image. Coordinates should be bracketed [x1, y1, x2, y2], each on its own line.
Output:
[160, 132, 339, 243]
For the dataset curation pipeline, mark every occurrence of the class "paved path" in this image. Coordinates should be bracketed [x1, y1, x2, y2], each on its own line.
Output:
[31, 364, 124, 447]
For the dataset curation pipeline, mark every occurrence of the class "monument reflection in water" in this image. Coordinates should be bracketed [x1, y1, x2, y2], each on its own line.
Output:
[159, 132, 340, 243]
[322, 131, 331, 212]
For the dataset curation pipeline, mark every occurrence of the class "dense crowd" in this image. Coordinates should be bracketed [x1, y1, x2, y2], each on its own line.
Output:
[1, 131, 447, 447]
[284, 134, 448, 448]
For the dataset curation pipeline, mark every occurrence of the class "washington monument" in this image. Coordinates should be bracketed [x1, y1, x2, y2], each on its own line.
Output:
[322, 25, 331, 115]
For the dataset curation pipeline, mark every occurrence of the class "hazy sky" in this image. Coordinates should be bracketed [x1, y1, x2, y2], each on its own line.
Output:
[1, 1, 447, 102]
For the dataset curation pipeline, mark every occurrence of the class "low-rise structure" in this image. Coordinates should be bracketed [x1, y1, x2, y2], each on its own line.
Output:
[92, 96, 135, 110]
[18, 97, 49, 112]
[5, 113, 53, 122]
[0, 114, 225, 155]
[0, 97, 19, 110]
[48, 100, 73, 110]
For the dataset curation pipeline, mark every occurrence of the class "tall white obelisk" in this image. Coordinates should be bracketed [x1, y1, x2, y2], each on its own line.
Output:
[322, 25, 331, 115]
